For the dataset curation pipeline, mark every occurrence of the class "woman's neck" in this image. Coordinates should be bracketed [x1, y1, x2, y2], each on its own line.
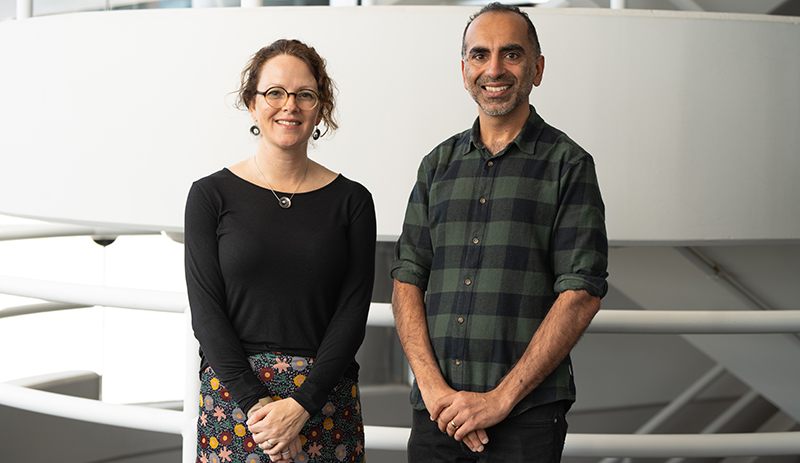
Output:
[251, 146, 310, 193]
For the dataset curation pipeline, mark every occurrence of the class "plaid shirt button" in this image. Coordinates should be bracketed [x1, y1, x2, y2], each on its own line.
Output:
[464, 279, 472, 286]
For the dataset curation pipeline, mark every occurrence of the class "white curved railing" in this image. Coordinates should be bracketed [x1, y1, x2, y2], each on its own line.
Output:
[0, 223, 152, 240]
[2, 274, 800, 458]
[0, 301, 88, 318]
[563, 432, 800, 458]
[582, 308, 800, 334]
[2, 225, 800, 459]
[0, 381, 184, 434]
[4, 275, 800, 332]
[2, 380, 800, 456]
[0, 275, 187, 313]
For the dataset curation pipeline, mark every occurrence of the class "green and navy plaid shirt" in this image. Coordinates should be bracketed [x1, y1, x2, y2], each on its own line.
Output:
[391, 106, 608, 416]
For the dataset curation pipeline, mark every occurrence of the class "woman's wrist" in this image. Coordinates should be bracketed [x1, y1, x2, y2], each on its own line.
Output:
[246, 397, 274, 418]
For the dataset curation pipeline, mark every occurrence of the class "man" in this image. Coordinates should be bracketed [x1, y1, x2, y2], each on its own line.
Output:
[390, 3, 608, 462]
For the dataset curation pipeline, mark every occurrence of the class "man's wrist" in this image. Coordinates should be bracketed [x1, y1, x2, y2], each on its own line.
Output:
[418, 374, 451, 397]
[487, 385, 519, 416]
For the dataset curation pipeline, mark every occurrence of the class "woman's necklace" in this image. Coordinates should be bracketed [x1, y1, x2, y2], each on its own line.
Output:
[252, 155, 310, 209]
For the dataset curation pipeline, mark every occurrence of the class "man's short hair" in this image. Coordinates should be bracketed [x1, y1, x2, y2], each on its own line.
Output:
[461, 2, 542, 60]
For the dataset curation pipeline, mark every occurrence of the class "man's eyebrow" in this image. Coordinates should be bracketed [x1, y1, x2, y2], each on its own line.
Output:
[467, 46, 490, 56]
[467, 44, 526, 56]
[500, 44, 526, 54]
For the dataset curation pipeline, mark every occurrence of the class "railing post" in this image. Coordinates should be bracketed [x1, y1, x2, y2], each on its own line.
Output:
[16, 0, 32, 19]
[182, 306, 200, 463]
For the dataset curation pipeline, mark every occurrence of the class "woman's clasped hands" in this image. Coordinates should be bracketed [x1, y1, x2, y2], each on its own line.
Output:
[247, 397, 311, 462]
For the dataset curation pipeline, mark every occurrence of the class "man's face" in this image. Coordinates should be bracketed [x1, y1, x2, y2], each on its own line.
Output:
[462, 12, 544, 117]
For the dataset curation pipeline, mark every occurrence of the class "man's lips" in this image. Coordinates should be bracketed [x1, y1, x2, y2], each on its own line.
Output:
[483, 84, 511, 92]
[480, 81, 513, 96]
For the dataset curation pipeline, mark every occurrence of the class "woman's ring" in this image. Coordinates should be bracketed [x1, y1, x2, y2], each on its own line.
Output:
[450, 420, 460, 430]
[281, 450, 291, 455]
[265, 440, 273, 448]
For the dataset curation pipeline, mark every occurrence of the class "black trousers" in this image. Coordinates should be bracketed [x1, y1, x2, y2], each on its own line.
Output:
[408, 401, 568, 463]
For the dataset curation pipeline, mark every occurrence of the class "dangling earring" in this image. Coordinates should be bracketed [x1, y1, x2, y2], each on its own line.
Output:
[312, 127, 321, 140]
[250, 124, 260, 136]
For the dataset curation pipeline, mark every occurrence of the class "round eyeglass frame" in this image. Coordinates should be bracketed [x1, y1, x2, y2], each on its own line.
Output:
[255, 86, 320, 111]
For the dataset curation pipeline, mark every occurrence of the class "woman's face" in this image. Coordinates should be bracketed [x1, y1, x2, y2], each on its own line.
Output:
[249, 54, 322, 152]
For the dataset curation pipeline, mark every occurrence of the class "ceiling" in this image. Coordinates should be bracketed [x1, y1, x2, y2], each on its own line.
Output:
[533, 0, 799, 15]
[2, 0, 799, 20]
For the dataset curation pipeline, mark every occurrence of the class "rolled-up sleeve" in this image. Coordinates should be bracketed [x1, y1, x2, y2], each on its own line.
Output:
[552, 155, 609, 298]
[391, 160, 434, 291]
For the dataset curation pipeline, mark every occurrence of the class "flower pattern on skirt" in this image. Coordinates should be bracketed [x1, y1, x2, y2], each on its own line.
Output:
[197, 352, 365, 463]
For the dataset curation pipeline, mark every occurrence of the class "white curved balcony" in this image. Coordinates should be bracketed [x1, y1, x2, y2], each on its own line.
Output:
[2, 4, 799, 463]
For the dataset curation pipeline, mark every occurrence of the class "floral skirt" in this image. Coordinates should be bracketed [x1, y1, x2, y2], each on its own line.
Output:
[197, 352, 365, 463]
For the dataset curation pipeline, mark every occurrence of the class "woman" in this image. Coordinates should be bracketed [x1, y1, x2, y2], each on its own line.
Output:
[185, 39, 376, 463]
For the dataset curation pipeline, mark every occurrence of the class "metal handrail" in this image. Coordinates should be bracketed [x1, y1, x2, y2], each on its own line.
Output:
[2, 283, 800, 456]
[663, 389, 762, 463]
[0, 275, 187, 313]
[598, 365, 727, 463]
[3, 255, 800, 457]
[1, 382, 799, 456]
[0, 301, 88, 319]
[564, 431, 800, 457]
[0, 382, 182, 434]
[0, 223, 153, 241]
[4, 277, 800, 333]
[586, 309, 800, 333]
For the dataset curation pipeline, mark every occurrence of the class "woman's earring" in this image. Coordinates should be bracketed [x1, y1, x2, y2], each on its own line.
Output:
[312, 127, 321, 140]
[250, 124, 260, 136]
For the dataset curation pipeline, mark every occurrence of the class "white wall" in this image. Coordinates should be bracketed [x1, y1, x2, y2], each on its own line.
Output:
[1, 7, 798, 243]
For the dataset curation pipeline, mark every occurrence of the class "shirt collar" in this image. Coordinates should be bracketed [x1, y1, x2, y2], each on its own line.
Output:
[458, 105, 544, 158]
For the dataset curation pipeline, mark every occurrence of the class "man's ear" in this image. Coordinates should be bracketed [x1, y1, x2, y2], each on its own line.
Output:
[533, 55, 545, 87]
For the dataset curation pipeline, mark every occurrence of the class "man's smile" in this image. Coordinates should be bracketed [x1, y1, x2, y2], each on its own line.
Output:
[483, 84, 510, 93]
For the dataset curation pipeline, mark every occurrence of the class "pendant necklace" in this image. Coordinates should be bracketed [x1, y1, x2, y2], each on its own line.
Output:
[252, 155, 310, 209]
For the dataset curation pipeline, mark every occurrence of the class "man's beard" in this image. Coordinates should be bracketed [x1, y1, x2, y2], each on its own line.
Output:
[473, 85, 529, 116]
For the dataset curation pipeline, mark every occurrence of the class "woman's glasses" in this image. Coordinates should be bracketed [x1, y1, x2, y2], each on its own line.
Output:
[256, 86, 319, 111]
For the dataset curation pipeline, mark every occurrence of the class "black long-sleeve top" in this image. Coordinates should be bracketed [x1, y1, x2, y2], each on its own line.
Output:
[184, 168, 376, 415]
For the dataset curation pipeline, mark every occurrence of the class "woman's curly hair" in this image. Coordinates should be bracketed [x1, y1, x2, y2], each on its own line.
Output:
[236, 39, 338, 136]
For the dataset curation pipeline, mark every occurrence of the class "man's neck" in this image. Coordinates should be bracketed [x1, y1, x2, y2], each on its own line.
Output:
[478, 104, 531, 156]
